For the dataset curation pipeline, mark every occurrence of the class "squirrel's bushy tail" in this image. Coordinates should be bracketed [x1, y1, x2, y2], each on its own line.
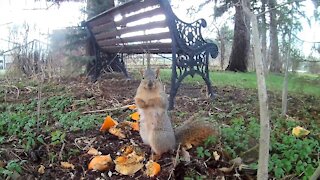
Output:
[175, 114, 219, 147]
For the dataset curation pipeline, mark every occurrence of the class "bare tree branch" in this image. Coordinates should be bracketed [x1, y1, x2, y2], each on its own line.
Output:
[258, 0, 305, 16]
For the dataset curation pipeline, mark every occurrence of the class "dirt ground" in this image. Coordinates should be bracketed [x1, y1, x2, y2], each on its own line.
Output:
[1, 73, 319, 179]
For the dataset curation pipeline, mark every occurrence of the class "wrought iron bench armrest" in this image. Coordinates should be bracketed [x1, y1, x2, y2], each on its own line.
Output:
[173, 17, 218, 58]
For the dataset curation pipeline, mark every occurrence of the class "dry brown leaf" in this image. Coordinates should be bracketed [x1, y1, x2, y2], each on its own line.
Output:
[0, 160, 5, 168]
[145, 160, 161, 177]
[218, 164, 234, 173]
[181, 148, 191, 162]
[184, 143, 193, 150]
[38, 165, 45, 174]
[130, 112, 140, 121]
[61, 162, 75, 169]
[100, 116, 118, 132]
[109, 126, 126, 139]
[88, 154, 112, 171]
[87, 147, 101, 156]
[213, 151, 220, 161]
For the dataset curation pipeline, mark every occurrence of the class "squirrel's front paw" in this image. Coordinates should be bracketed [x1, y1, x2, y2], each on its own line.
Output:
[135, 98, 147, 108]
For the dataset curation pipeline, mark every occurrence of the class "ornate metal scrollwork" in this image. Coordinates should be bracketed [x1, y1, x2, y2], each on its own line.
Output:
[168, 15, 219, 109]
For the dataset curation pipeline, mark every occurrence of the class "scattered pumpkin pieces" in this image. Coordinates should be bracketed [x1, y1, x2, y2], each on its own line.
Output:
[114, 147, 144, 175]
[100, 116, 118, 132]
[292, 126, 310, 138]
[145, 160, 161, 177]
[38, 165, 45, 174]
[130, 112, 140, 121]
[128, 104, 137, 110]
[87, 147, 101, 156]
[109, 126, 126, 139]
[125, 121, 139, 131]
[88, 155, 112, 171]
[61, 162, 75, 169]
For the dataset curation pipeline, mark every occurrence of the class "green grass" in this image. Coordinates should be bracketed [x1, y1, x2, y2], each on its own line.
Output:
[156, 69, 320, 97]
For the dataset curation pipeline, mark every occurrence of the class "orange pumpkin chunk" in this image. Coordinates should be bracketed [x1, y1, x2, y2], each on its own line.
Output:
[128, 104, 137, 110]
[145, 160, 161, 177]
[100, 116, 118, 132]
[88, 155, 112, 171]
[130, 112, 140, 121]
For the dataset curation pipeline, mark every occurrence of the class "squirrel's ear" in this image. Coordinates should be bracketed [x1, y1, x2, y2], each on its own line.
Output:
[139, 69, 144, 77]
[155, 67, 160, 78]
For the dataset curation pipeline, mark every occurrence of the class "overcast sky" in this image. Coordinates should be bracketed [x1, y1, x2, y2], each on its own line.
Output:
[0, 0, 319, 56]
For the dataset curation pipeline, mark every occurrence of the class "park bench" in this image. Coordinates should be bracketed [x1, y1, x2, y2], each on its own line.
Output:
[85, 0, 219, 109]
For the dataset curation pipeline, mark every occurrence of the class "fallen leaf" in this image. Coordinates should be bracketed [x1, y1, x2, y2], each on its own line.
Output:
[88, 155, 112, 171]
[292, 126, 310, 138]
[100, 116, 118, 132]
[0, 160, 5, 168]
[181, 148, 191, 162]
[128, 104, 137, 110]
[145, 160, 161, 177]
[130, 112, 140, 121]
[38, 165, 45, 174]
[218, 165, 234, 173]
[230, 157, 242, 167]
[87, 147, 101, 156]
[213, 151, 220, 161]
[109, 126, 126, 139]
[184, 143, 193, 150]
[61, 162, 75, 169]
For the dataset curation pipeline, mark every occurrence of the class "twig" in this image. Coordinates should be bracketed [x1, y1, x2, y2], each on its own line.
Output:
[81, 105, 133, 114]
[167, 144, 181, 180]
[59, 141, 66, 160]
[257, 0, 305, 16]
[1, 84, 20, 99]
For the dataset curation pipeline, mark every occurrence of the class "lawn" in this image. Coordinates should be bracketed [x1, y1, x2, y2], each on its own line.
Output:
[157, 69, 320, 97]
[0, 71, 319, 179]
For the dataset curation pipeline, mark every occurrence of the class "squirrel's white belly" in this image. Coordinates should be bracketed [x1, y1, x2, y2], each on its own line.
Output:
[138, 107, 163, 145]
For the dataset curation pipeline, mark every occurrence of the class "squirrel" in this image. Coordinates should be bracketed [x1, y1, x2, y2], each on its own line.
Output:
[134, 67, 218, 159]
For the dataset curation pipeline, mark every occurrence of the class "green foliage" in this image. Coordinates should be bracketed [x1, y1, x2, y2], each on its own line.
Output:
[221, 118, 259, 158]
[0, 159, 24, 178]
[0, 93, 103, 150]
[221, 117, 320, 179]
[196, 146, 211, 158]
[51, 130, 66, 145]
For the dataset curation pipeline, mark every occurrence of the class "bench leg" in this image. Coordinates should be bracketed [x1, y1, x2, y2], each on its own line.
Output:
[169, 52, 215, 110]
[168, 65, 189, 110]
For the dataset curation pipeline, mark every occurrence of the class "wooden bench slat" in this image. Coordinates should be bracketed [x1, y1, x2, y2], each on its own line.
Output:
[95, 20, 168, 40]
[88, 0, 159, 27]
[102, 42, 172, 53]
[97, 31, 171, 46]
[91, 7, 165, 34]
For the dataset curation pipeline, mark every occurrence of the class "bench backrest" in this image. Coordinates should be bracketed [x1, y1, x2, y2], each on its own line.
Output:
[86, 0, 175, 54]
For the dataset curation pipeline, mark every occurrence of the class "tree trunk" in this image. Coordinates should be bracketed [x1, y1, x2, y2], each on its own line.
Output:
[261, 0, 268, 73]
[251, 13, 271, 180]
[226, 1, 250, 72]
[269, 0, 281, 73]
[281, 11, 293, 116]
[241, 0, 271, 178]
[218, 29, 226, 70]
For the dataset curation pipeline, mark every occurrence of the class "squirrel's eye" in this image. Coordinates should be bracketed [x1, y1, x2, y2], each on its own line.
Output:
[142, 77, 145, 79]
